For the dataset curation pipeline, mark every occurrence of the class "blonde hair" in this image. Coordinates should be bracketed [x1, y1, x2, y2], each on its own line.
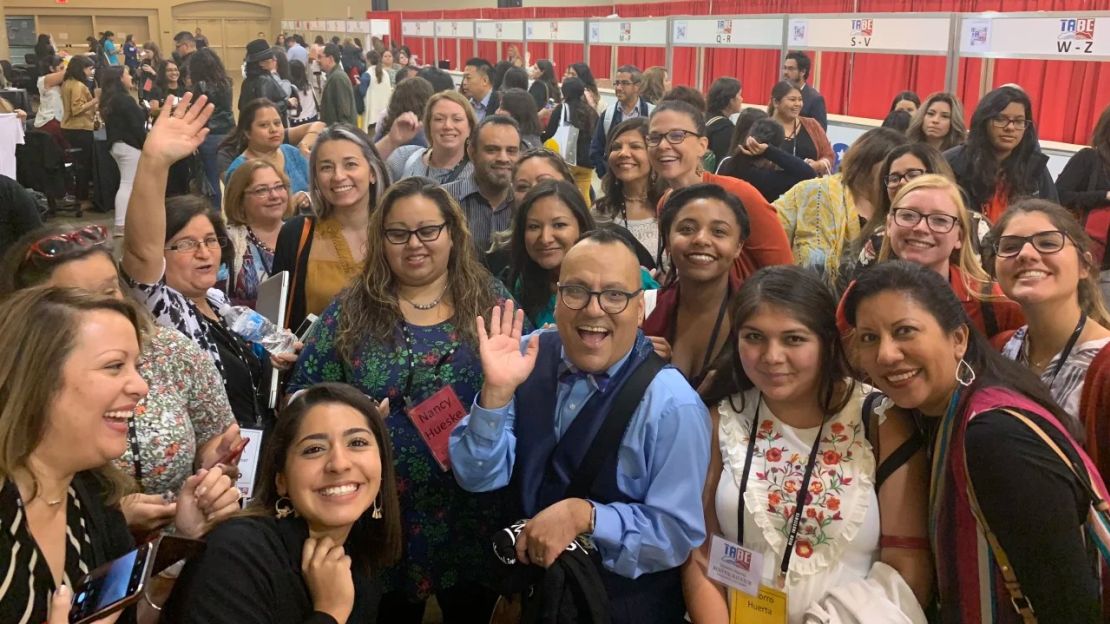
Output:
[878, 174, 992, 296]
[0, 287, 144, 504]
[223, 159, 295, 227]
[423, 91, 478, 153]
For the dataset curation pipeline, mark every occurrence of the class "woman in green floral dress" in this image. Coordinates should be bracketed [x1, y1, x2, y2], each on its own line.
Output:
[289, 177, 525, 623]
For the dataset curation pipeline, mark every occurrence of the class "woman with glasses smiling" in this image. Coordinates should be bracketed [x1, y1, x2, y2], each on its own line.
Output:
[222, 160, 295, 309]
[993, 199, 1110, 481]
[288, 177, 520, 623]
[944, 86, 1057, 223]
[870, 175, 1024, 340]
[648, 100, 793, 279]
[123, 93, 281, 429]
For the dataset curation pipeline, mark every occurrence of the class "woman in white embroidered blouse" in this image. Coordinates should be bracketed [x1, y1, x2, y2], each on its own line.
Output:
[683, 265, 932, 623]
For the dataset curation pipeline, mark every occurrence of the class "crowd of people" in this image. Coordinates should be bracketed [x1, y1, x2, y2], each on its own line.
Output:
[3, 30, 1110, 624]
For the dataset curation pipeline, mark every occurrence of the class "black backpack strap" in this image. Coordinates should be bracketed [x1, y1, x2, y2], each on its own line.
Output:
[565, 353, 666, 499]
[979, 281, 999, 338]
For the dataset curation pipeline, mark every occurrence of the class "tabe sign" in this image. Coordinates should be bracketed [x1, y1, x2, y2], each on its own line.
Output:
[960, 15, 1109, 58]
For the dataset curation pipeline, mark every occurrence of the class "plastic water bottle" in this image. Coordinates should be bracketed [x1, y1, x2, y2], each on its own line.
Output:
[219, 304, 296, 355]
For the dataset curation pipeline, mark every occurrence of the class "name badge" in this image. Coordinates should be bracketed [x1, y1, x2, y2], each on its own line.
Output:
[236, 428, 265, 504]
[407, 385, 467, 471]
[729, 585, 788, 624]
[707, 535, 763, 597]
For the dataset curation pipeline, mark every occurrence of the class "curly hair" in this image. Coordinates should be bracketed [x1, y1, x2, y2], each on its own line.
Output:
[334, 177, 498, 360]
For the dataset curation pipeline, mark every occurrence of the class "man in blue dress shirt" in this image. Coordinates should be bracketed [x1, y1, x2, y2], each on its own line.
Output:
[450, 229, 710, 622]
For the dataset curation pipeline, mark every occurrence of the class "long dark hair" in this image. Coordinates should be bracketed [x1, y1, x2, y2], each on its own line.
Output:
[245, 383, 402, 573]
[1091, 103, 1110, 170]
[595, 118, 661, 226]
[96, 66, 128, 117]
[561, 77, 597, 139]
[155, 60, 180, 92]
[719, 117, 784, 175]
[726, 108, 769, 156]
[535, 60, 560, 105]
[889, 90, 921, 112]
[702, 265, 855, 414]
[962, 86, 1040, 205]
[907, 92, 967, 152]
[842, 260, 1080, 437]
[568, 63, 599, 102]
[289, 59, 310, 92]
[767, 80, 801, 116]
[186, 47, 232, 92]
[219, 98, 281, 155]
[509, 180, 594, 322]
[63, 55, 93, 82]
[497, 88, 541, 137]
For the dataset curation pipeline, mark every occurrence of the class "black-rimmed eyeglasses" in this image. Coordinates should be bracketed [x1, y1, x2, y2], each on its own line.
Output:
[557, 283, 642, 314]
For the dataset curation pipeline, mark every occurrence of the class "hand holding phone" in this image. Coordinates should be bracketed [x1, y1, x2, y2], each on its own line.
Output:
[48, 585, 120, 624]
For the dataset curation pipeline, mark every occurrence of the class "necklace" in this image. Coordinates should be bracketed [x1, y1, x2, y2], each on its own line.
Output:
[46, 498, 64, 507]
[402, 282, 449, 310]
[623, 194, 647, 202]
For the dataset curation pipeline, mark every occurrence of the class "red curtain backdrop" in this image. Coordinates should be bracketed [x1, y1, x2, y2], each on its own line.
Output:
[383, 0, 1110, 142]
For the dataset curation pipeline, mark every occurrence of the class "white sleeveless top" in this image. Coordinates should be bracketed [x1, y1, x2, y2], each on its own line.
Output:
[714, 386, 880, 623]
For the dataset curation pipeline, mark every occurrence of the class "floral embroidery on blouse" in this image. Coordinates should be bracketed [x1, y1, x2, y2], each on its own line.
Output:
[719, 387, 876, 579]
[752, 417, 863, 559]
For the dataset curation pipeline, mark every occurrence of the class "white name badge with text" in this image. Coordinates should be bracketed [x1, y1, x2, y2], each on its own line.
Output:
[235, 428, 264, 503]
[707, 534, 763, 597]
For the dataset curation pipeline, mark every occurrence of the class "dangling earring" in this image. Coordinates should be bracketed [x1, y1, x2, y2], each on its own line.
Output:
[956, 358, 976, 387]
[275, 496, 295, 519]
[371, 495, 383, 520]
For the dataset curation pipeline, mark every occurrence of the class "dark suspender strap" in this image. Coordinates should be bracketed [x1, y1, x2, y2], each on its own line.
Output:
[565, 353, 666, 499]
[285, 217, 314, 327]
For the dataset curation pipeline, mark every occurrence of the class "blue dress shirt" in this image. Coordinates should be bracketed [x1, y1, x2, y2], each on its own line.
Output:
[449, 329, 711, 579]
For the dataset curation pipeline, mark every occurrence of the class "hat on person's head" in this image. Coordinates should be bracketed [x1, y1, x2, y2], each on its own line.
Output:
[244, 39, 275, 63]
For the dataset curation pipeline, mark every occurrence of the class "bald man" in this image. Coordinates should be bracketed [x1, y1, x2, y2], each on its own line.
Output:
[451, 228, 709, 622]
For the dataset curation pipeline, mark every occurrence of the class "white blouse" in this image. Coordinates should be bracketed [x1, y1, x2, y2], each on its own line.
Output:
[35, 77, 64, 127]
[714, 386, 880, 623]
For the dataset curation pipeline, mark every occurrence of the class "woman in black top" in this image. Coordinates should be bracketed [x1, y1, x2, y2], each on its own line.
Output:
[767, 80, 834, 175]
[144, 60, 185, 115]
[704, 77, 743, 167]
[163, 384, 402, 624]
[528, 59, 560, 111]
[944, 86, 1057, 223]
[98, 66, 147, 233]
[187, 48, 236, 207]
[541, 77, 597, 204]
[0, 288, 239, 623]
[716, 116, 816, 202]
[1056, 103, 1110, 271]
[842, 261, 1104, 622]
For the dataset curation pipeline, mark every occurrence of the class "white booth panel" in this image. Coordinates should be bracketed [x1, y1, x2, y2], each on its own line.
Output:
[475, 20, 524, 41]
[671, 16, 784, 48]
[787, 15, 953, 54]
[526, 20, 586, 43]
[588, 19, 668, 46]
[960, 14, 1110, 60]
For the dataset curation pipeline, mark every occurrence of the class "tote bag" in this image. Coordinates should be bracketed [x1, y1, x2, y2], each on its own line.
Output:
[544, 105, 580, 166]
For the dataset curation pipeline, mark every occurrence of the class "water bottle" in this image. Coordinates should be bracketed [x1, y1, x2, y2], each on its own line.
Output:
[219, 304, 296, 355]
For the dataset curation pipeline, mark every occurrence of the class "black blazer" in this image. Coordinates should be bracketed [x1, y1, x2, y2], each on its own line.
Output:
[162, 515, 382, 624]
[239, 72, 289, 124]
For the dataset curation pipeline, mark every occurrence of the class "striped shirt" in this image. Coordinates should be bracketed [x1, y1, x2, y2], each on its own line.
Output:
[442, 175, 513, 255]
[0, 480, 93, 624]
[1002, 327, 1110, 423]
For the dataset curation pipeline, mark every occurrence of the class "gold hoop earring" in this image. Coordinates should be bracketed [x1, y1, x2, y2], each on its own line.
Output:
[275, 496, 295, 519]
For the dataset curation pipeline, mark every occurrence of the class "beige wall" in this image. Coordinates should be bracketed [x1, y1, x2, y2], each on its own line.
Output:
[2, 0, 279, 62]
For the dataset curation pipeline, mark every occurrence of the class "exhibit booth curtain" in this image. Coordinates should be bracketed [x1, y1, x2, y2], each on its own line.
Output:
[391, 0, 1110, 142]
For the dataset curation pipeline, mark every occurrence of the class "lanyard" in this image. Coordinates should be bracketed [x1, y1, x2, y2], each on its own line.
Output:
[667, 284, 730, 383]
[1024, 313, 1087, 385]
[401, 324, 457, 405]
[736, 395, 825, 584]
[127, 416, 143, 483]
[928, 388, 964, 548]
